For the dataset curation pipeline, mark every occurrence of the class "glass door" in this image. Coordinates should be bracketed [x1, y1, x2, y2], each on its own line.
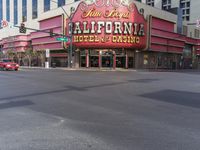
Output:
[90, 56, 99, 67]
[101, 50, 113, 68]
[80, 50, 86, 67]
[102, 56, 111, 67]
[116, 56, 125, 68]
[89, 50, 99, 67]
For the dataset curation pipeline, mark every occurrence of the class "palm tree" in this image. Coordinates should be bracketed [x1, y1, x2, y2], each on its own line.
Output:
[25, 48, 35, 66]
[6, 50, 16, 60]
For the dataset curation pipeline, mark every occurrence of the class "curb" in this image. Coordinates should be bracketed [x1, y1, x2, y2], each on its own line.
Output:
[19, 67, 200, 73]
[19, 66, 137, 72]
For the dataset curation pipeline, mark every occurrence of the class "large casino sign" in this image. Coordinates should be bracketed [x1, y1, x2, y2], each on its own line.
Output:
[66, 0, 148, 49]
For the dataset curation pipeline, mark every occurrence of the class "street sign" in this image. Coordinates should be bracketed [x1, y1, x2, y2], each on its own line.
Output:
[56, 37, 68, 42]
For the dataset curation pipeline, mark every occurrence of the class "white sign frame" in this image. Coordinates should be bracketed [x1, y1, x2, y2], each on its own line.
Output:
[46, 49, 50, 58]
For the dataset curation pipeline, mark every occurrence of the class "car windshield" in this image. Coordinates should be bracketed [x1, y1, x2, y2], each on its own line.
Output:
[2, 59, 12, 62]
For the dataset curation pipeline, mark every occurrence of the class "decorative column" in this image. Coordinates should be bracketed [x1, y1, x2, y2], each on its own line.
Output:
[125, 51, 128, 69]
[75, 49, 80, 68]
[86, 50, 89, 68]
[99, 50, 102, 68]
[113, 51, 116, 69]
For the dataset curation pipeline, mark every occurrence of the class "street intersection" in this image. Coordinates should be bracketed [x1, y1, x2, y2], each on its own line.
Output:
[0, 69, 200, 150]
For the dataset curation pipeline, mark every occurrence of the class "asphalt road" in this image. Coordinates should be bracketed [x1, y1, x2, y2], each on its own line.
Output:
[0, 68, 200, 150]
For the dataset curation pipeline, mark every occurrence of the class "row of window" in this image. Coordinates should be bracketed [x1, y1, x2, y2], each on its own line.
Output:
[0, 0, 193, 28]
[0, 0, 67, 27]
[180, 0, 190, 21]
[145, 0, 191, 21]
[0, 0, 2, 27]
[183, 26, 200, 38]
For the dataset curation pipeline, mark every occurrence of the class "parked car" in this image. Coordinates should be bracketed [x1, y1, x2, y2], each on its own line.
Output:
[0, 59, 19, 71]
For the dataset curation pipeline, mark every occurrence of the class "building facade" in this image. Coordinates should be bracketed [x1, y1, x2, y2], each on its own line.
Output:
[0, 0, 200, 69]
[143, 0, 200, 23]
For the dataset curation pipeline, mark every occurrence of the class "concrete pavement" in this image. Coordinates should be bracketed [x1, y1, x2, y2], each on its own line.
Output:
[0, 69, 200, 150]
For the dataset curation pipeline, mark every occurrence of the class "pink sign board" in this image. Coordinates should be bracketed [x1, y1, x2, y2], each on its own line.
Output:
[66, 2, 148, 49]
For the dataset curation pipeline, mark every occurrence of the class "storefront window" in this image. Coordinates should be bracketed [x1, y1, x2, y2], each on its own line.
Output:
[90, 50, 99, 55]
[80, 50, 86, 67]
[163, 56, 168, 67]
[90, 56, 99, 67]
[101, 51, 112, 56]
[183, 44, 192, 69]
[101, 50, 113, 68]
[158, 55, 162, 67]
[80, 56, 86, 67]
[116, 56, 125, 68]
[102, 56, 112, 67]
[115, 49, 125, 55]
[143, 54, 148, 65]
[128, 57, 134, 68]
[89, 50, 99, 67]
[80, 50, 86, 55]
[78, 49, 134, 69]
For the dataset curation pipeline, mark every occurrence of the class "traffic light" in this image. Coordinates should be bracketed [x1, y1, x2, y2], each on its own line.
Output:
[19, 23, 26, 33]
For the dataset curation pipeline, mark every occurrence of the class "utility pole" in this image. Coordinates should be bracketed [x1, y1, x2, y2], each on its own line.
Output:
[50, 0, 74, 68]
[68, 7, 75, 68]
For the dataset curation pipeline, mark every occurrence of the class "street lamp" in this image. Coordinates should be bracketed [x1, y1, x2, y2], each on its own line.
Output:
[50, 0, 74, 68]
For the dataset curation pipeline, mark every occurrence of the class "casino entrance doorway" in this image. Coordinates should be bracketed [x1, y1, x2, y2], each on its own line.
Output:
[79, 49, 135, 69]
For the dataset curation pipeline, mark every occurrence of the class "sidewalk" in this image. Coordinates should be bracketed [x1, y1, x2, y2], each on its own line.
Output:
[19, 66, 200, 72]
[19, 66, 137, 72]
[146, 68, 200, 72]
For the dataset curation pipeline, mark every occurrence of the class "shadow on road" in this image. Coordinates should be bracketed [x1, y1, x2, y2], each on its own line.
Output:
[127, 79, 159, 83]
[0, 100, 34, 110]
[0, 78, 158, 101]
[140, 89, 200, 109]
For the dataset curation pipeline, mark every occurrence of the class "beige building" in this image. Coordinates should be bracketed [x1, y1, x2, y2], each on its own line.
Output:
[141, 0, 200, 23]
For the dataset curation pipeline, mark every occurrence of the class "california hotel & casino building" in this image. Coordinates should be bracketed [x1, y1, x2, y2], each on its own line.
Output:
[0, 0, 200, 70]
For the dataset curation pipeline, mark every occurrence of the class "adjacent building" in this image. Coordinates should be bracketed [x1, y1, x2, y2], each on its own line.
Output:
[142, 0, 200, 23]
[0, 0, 200, 69]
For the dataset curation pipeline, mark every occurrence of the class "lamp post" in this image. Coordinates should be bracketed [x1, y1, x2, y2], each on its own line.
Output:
[50, 0, 74, 68]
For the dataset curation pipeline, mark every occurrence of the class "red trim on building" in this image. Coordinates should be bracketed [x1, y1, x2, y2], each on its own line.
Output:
[150, 17, 199, 54]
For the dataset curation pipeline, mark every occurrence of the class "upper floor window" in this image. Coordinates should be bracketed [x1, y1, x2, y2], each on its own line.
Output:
[44, 0, 50, 12]
[14, 0, 18, 25]
[32, 0, 38, 19]
[146, 0, 154, 7]
[6, 0, 10, 22]
[162, 0, 171, 10]
[194, 29, 200, 38]
[58, 0, 65, 7]
[182, 25, 188, 36]
[0, 0, 3, 28]
[180, 0, 190, 21]
[22, 0, 27, 22]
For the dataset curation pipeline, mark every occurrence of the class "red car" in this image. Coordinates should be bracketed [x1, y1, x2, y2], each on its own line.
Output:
[0, 59, 19, 71]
